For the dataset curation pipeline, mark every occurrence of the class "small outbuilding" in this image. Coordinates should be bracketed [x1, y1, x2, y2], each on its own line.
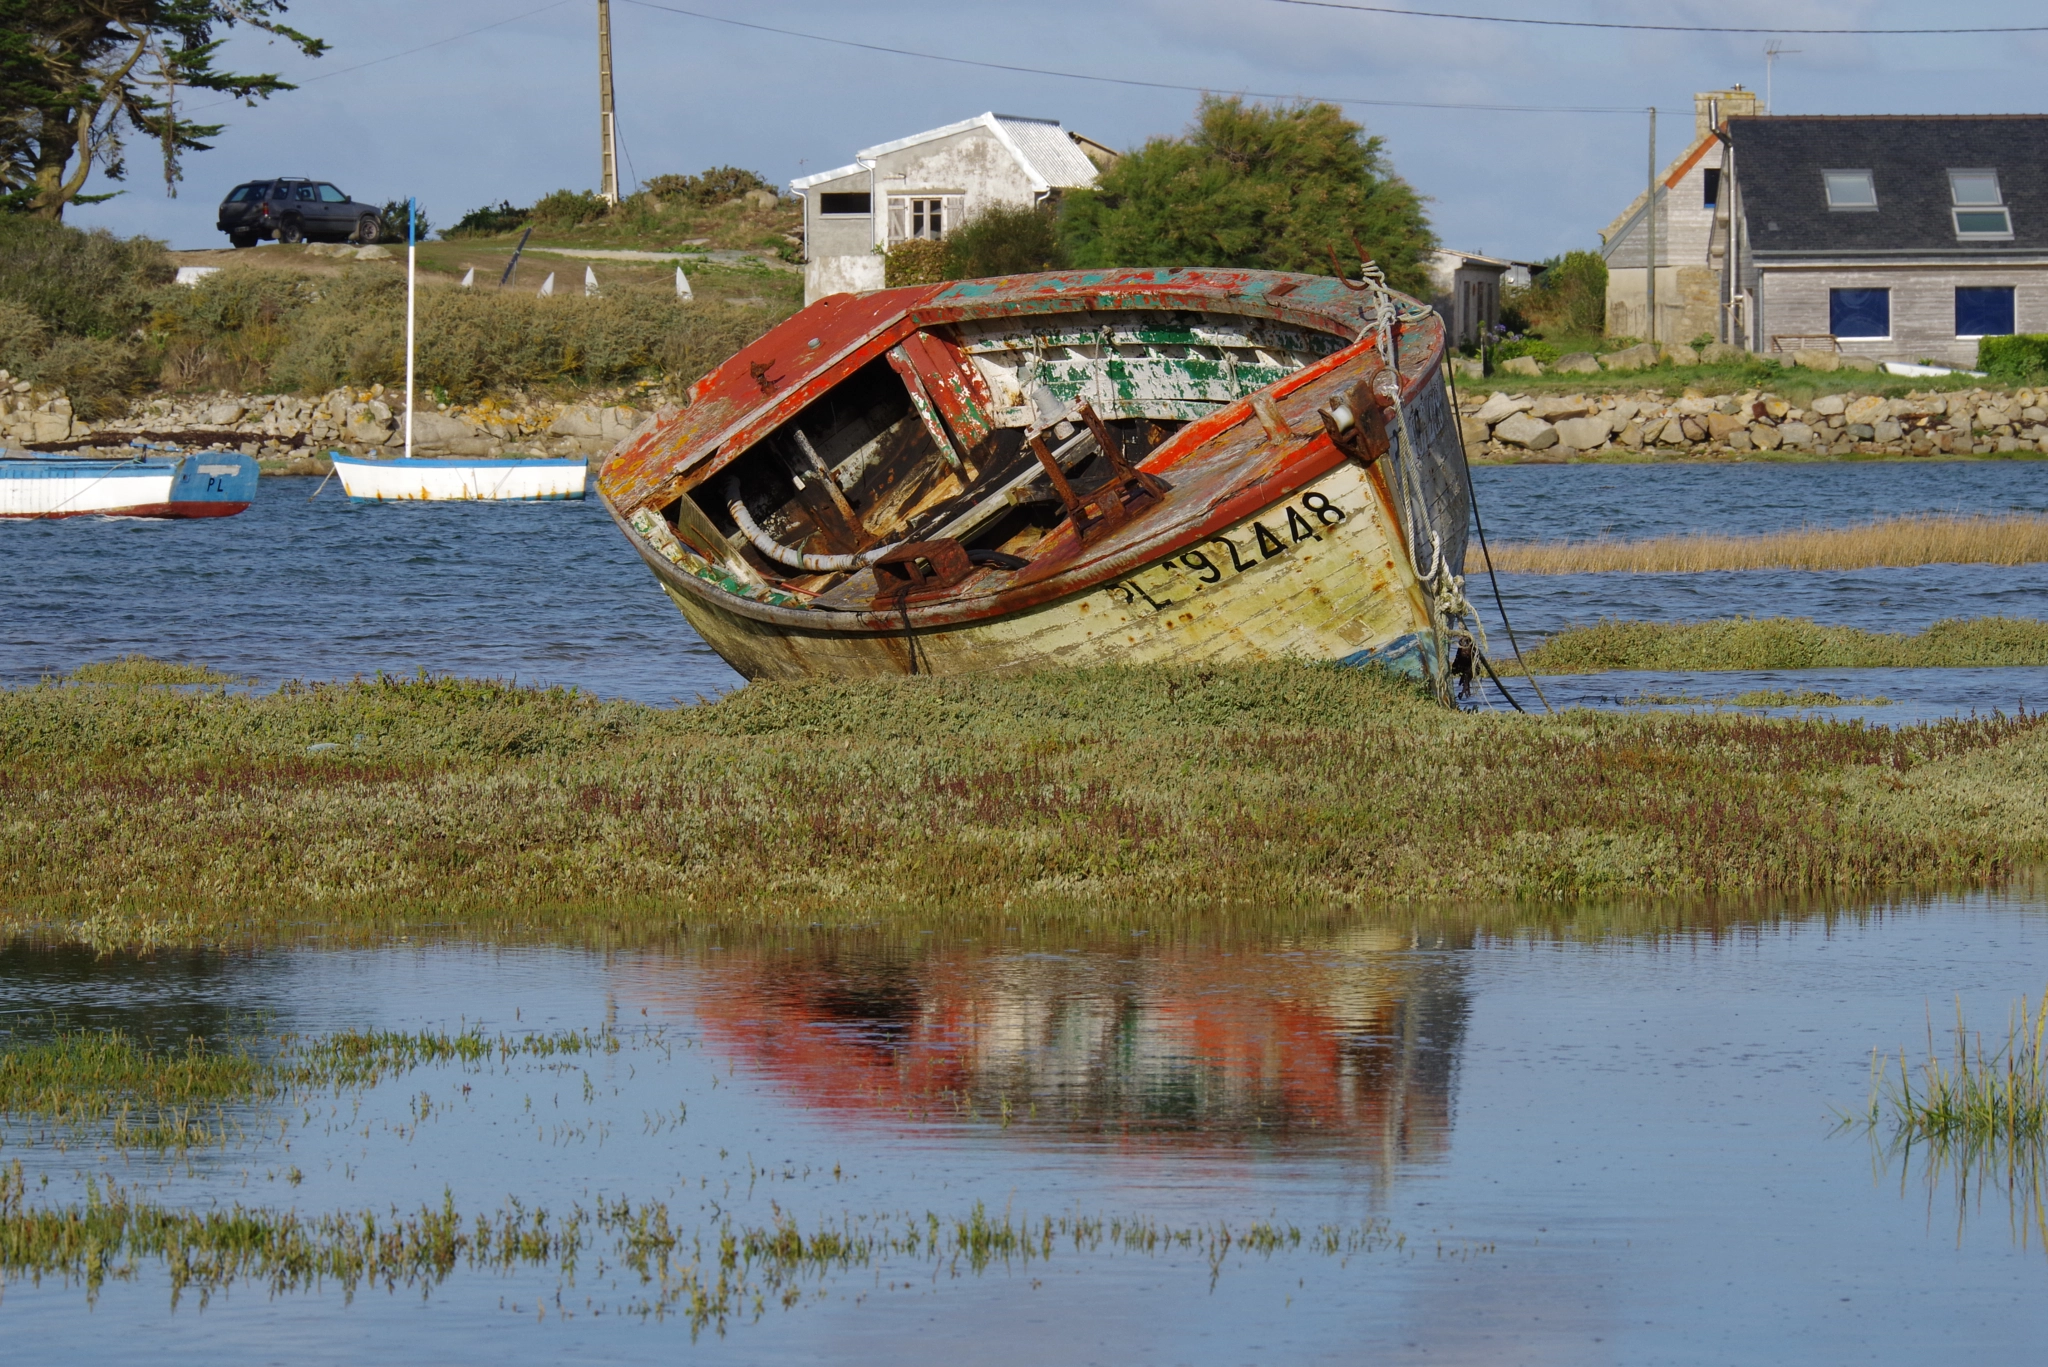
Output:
[1423, 249, 1513, 347]
[790, 113, 1110, 304]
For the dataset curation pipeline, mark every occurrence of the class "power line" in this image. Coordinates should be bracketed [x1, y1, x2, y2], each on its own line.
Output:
[1257, 0, 2048, 36]
[183, 0, 578, 114]
[617, 0, 1641, 114]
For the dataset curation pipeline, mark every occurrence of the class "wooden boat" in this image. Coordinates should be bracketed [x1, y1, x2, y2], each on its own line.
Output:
[0, 448, 258, 519]
[330, 453, 588, 502]
[597, 267, 1476, 696]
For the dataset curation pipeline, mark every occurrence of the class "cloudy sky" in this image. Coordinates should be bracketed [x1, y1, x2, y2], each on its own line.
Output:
[65, 0, 2048, 259]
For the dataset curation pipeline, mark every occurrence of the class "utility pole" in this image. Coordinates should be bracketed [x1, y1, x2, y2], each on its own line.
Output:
[598, 0, 620, 205]
[1645, 106, 1657, 347]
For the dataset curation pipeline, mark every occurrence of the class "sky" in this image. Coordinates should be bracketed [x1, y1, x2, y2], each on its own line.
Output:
[62, 0, 2048, 259]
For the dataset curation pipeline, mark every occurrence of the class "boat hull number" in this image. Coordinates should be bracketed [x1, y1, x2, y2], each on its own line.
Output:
[1106, 493, 1347, 612]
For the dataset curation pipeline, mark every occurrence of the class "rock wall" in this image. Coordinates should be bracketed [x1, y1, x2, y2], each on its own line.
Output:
[0, 367, 664, 472]
[1461, 385, 2048, 460]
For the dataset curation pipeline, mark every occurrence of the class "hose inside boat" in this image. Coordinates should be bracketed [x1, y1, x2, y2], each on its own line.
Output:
[724, 475, 900, 573]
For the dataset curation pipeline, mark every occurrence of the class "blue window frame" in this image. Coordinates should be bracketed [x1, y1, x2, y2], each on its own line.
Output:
[1956, 286, 2015, 337]
[1830, 288, 1890, 339]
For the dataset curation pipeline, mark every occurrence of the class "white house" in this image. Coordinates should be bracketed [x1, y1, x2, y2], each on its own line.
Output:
[790, 112, 1110, 304]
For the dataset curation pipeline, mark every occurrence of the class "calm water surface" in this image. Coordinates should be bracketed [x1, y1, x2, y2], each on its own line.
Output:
[0, 461, 2040, 705]
[3, 896, 2046, 1363]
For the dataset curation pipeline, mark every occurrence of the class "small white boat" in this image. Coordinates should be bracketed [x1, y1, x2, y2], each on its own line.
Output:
[330, 453, 588, 502]
[325, 198, 585, 506]
[0, 449, 259, 519]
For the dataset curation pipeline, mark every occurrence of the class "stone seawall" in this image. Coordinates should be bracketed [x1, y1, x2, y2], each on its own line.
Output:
[0, 368, 666, 474]
[1461, 385, 2048, 461]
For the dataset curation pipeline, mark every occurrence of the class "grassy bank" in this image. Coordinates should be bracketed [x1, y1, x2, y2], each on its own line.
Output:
[3, 662, 2045, 949]
[1490, 515, 2048, 574]
[1513, 616, 2048, 674]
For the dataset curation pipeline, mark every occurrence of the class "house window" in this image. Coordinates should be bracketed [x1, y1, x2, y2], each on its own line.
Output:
[885, 194, 964, 244]
[818, 192, 870, 216]
[1703, 168, 1721, 210]
[1955, 286, 2016, 338]
[1823, 170, 1877, 211]
[1829, 287, 1890, 339]
[1949, 169, 2013, 240]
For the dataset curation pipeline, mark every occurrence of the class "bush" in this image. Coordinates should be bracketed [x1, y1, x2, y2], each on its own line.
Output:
[1490, 338, 1558, 365]
[150, 267, 780, 399]
[0, 297, 49, 370]
[529, 189, 611, 231]
[1061, 96, 1436, 296]
[372, 201, 432, 245]
[0, 214, 172, 339]
[944, 202, 1067, 279]
[1979, 334, 2048, 382]
[446, 200, 529, 238]
[884, 240, 948, 288]
[643, 167, 771, 206]
[1505, 251, 1607, 337]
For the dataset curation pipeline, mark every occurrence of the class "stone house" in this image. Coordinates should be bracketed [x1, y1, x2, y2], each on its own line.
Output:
[789, 113, 1110, 305]
[1724, 114, 2048, 366]
[1599, 88, 1759, 347]
[1603, 93, 2048, 365]
[1423, 249, 1512, 347]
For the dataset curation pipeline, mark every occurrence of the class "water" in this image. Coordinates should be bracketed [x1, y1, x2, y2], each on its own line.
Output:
[3, 897, 2046, 1362]
[0, 462, 2041, 710]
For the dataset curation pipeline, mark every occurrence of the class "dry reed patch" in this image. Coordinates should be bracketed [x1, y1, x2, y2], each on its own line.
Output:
[1489, 514, 2048, 574]
[1510, 616, 2048, 674]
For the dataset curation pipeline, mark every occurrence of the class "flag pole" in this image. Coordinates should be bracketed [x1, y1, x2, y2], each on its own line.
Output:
[404, 196, 417, 460]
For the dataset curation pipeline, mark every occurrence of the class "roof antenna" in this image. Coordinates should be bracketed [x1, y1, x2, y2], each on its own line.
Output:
[1764, 41, 1801, 114]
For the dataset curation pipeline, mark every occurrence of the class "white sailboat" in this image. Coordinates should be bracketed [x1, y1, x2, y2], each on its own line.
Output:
[331, 198, 588, 503]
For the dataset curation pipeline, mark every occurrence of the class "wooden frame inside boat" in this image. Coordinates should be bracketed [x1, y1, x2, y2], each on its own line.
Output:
[598, 267, 1471, 691]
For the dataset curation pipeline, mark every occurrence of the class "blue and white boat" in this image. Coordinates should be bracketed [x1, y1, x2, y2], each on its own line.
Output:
[0, 448, 259, 519]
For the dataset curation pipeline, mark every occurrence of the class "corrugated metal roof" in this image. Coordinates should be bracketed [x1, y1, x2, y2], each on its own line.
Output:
[992, 117, 1100, 190]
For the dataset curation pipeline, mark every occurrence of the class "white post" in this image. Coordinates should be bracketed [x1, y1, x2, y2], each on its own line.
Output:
[675, 266, 692, 300]
[538, 272, 555, 297]
[1645, 108, 1657, 348]
[404, 196, 416, 460]
[460, 267, 475, 287]
[584, 265, 599, 296]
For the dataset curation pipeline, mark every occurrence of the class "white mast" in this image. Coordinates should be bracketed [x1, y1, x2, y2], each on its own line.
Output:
[404, 196, 416, 459]
[598, 0, 620, 204]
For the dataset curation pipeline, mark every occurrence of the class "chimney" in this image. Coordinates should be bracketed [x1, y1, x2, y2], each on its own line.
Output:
[1695, 86, 1759, 138]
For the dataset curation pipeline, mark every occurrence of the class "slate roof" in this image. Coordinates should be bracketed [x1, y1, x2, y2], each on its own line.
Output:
[1730, 115, 2048, 259]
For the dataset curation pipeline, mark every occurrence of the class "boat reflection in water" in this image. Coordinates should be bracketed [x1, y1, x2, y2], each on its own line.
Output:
[624, 929, 1470, 1165]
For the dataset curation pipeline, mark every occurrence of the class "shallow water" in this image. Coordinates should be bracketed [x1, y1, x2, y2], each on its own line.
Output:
[1476, 666, 2048, 726]
[4, 896, 2047, 1362]
[0, 463, 2040, 708]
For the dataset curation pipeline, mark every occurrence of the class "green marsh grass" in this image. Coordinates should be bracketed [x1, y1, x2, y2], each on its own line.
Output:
[0, 1165, 1403, 1330]
[4, 661, 2047, 948]
[1510, 616, 2048, 674]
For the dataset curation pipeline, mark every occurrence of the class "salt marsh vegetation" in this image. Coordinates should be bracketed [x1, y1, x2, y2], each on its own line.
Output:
[1512, 616, 2048, 674]
[1490, 513, 2048, 574]
[3, 661, 2045, 948]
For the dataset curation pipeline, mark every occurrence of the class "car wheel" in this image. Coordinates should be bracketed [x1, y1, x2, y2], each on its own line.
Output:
[278, 216, 304, 244]
[353, 213, 381, 245]
[229, 231, 257, 249]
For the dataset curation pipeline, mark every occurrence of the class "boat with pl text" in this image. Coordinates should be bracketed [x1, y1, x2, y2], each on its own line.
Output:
[598, 266, 1480, 699]
[0, 447, 257, 519]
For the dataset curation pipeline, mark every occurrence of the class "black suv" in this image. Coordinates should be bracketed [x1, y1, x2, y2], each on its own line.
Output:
[217, 178, 380, 248]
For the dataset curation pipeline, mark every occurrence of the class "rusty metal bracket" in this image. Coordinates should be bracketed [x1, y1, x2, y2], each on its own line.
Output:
[1317, 379, 1392, 467]
[870, 539, 975, 605]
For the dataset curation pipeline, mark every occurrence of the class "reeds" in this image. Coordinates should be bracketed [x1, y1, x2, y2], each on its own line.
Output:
[3, 660, 2044, 948]
[1511, 615, 2048, 674]
[1489, 514, 2048, 575]
[1864, 994, 2048, 1148]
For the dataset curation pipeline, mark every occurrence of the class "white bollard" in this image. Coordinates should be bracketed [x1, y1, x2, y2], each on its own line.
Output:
[584, 266, 599, 297]
[460, 267, 475, 287]
[537, 272, 555, 297]
[675, 267, 693, 301]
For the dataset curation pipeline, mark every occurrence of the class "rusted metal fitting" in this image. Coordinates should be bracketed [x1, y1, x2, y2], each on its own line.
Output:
[871, 539, 974, 604]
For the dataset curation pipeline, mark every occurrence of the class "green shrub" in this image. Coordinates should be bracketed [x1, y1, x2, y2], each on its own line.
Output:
[445, 200, 529, 238]
[884, 240, 948, 288]
[1491, 338, 1558, 365]
[0, 298, 48, 370]
[1979, 334, 2048, 382]
[1061, 96, 1436, 297]
[643, 167, 771, 206]
[373, 200, 432, 245]
[0, 215, 171, 340]
[1505, 251, 1607, 338]
[944, 202, 1067, 279]
[529, 190, 610, 231]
